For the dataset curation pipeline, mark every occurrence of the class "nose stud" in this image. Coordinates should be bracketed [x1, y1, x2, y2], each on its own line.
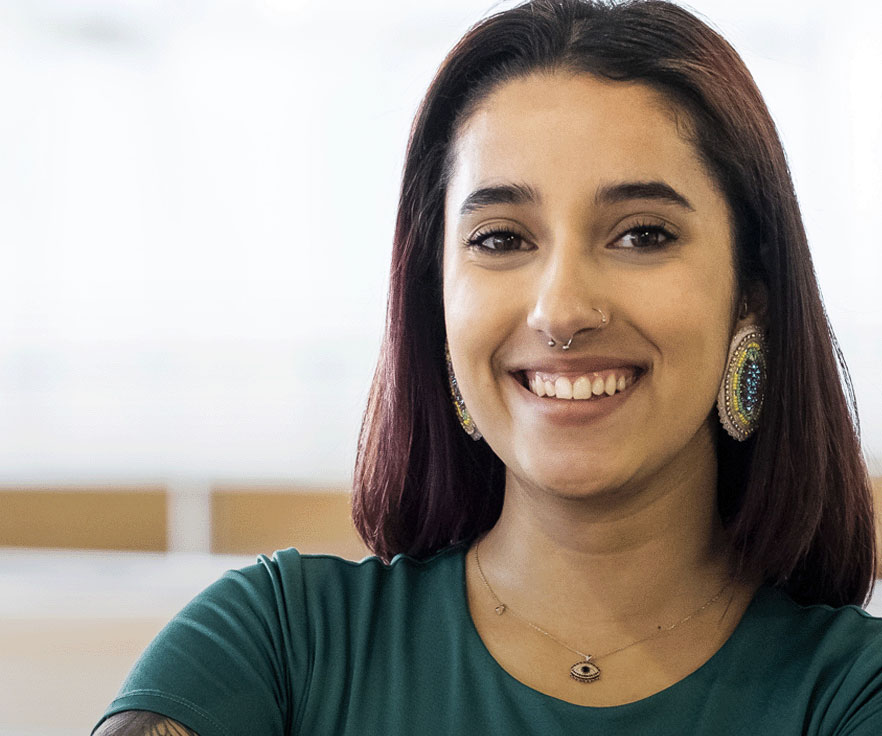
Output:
[546, 308, 607, 349]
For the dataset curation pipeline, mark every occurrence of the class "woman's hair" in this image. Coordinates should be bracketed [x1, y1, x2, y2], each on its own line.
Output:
[352, 0, 876, 606]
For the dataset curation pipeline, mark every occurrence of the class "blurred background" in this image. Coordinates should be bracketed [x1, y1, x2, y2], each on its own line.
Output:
[0, 0, 880, 733]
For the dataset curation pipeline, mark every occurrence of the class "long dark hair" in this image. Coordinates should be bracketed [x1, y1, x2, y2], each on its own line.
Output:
[352, 0, 876, 606]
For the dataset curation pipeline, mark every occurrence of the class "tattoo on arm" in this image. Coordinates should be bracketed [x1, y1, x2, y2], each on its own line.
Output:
[94, 710, 199, 736]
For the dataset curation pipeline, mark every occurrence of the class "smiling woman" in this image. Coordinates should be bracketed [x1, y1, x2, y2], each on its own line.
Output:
[94, 1, 880, 734]
[443, 73, 740, 506]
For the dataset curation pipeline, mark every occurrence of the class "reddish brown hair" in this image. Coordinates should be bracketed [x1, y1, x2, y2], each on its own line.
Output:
[352, 0, 875, 606]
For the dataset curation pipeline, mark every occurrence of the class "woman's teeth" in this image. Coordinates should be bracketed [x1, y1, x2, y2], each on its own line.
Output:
[527, 370, 634, 400]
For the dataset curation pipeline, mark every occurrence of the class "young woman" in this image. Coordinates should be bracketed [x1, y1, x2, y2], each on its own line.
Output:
[94, 1, 880, 734]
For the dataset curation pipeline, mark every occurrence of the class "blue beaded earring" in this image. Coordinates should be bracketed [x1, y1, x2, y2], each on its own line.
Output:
[717, 325, 767, 441]
[445, 344, 482, 441]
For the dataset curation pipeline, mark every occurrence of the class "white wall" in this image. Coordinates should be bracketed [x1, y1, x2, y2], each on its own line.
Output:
[0, 0, 879, 486]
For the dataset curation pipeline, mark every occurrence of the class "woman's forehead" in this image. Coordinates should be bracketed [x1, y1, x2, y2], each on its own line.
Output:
[445, 72, 720, 217]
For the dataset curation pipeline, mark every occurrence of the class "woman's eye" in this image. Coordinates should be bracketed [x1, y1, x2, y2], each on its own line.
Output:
[467, 231, 528, 252]
[614, 225, 677, 250]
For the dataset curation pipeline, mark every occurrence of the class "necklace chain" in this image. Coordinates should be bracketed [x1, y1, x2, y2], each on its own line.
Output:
[473, 539, 732, 670]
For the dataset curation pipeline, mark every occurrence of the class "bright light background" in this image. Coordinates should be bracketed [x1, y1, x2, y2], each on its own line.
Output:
[0, 0, 880, 488]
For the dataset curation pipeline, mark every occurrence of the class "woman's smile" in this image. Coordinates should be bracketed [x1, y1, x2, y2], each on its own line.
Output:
[504, 352, 645, 420]
[507, 364, 645, 427]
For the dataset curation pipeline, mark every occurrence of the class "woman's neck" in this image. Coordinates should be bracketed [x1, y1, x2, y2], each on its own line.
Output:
[476, 456, 736, 631]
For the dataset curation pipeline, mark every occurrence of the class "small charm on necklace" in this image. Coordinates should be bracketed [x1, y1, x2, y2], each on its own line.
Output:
[570, 657, 601, 683]
[494, 604, 506, 615]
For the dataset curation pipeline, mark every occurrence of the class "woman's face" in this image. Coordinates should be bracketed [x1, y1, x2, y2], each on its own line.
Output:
[442, 71, 748, 499]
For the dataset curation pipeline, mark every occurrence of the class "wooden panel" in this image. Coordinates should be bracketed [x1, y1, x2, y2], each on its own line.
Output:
[0, 488, 167, 551]
[211, 488, 370, 560]
[1, 480, 879, 564]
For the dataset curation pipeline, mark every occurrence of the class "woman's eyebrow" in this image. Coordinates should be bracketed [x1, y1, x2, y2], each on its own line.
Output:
[594, 180, 695, 211]
[457, 179, 694, 217]
[458, 182, 540, 216]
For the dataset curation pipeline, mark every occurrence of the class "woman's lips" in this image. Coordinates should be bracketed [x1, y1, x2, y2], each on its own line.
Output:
[504, 365, 643, 427]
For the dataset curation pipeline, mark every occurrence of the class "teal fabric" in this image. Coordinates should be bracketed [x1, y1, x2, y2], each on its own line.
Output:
[95, 545, 882, 735]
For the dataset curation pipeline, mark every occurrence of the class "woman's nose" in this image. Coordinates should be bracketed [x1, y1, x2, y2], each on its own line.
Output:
[526, 252, 605, 346]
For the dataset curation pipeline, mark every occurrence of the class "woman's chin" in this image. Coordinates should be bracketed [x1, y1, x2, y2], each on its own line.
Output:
[508, 457, 632, 502]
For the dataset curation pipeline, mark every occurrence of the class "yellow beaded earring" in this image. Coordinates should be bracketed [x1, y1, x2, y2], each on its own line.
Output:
[445, 344, 482, 441]
[717, 325, 767, 441]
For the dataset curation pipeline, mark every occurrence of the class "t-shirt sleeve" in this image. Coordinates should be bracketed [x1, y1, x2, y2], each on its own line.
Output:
[828, 616, 882, 736]
[92, 552, 310, 736]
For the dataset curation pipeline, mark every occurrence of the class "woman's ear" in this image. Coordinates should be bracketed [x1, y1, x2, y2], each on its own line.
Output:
[737, 281, 768, 329]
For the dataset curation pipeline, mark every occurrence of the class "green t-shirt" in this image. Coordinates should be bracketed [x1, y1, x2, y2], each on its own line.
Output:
[95, 545, 882, 735]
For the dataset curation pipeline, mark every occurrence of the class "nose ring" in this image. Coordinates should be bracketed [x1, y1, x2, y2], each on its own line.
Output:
[546, 335, 576, 350]
[546, 308, 607, 349]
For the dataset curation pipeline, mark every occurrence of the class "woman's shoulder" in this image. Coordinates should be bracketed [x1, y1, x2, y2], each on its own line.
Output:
[261, 542, 466, 581]
[225, 543, 468, 616]
[93, 544, 470, 736]
[279, 541, 467, 573]
[732, 585, 882, 733]
[743, 584, 882, 671]
[752, 584, 882, 644]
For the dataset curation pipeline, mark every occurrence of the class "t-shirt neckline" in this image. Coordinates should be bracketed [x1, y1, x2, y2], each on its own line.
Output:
[451, 543, 769, 713]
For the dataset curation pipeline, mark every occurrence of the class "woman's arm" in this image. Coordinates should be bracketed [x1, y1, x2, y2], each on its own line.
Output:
[93, 710, 199, 736]
[92, 555, 305, 735]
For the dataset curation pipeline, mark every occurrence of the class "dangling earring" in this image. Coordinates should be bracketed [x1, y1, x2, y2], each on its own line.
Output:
[445, 343, 482, 441]
[717, 325, 767, 441]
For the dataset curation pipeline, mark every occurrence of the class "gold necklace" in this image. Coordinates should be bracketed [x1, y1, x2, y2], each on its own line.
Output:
[473, 540, 732, 683]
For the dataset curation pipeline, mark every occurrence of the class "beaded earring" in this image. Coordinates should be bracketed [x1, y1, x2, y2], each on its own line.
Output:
[445, 344, 482, 441]
[717, 325, 767, 441]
